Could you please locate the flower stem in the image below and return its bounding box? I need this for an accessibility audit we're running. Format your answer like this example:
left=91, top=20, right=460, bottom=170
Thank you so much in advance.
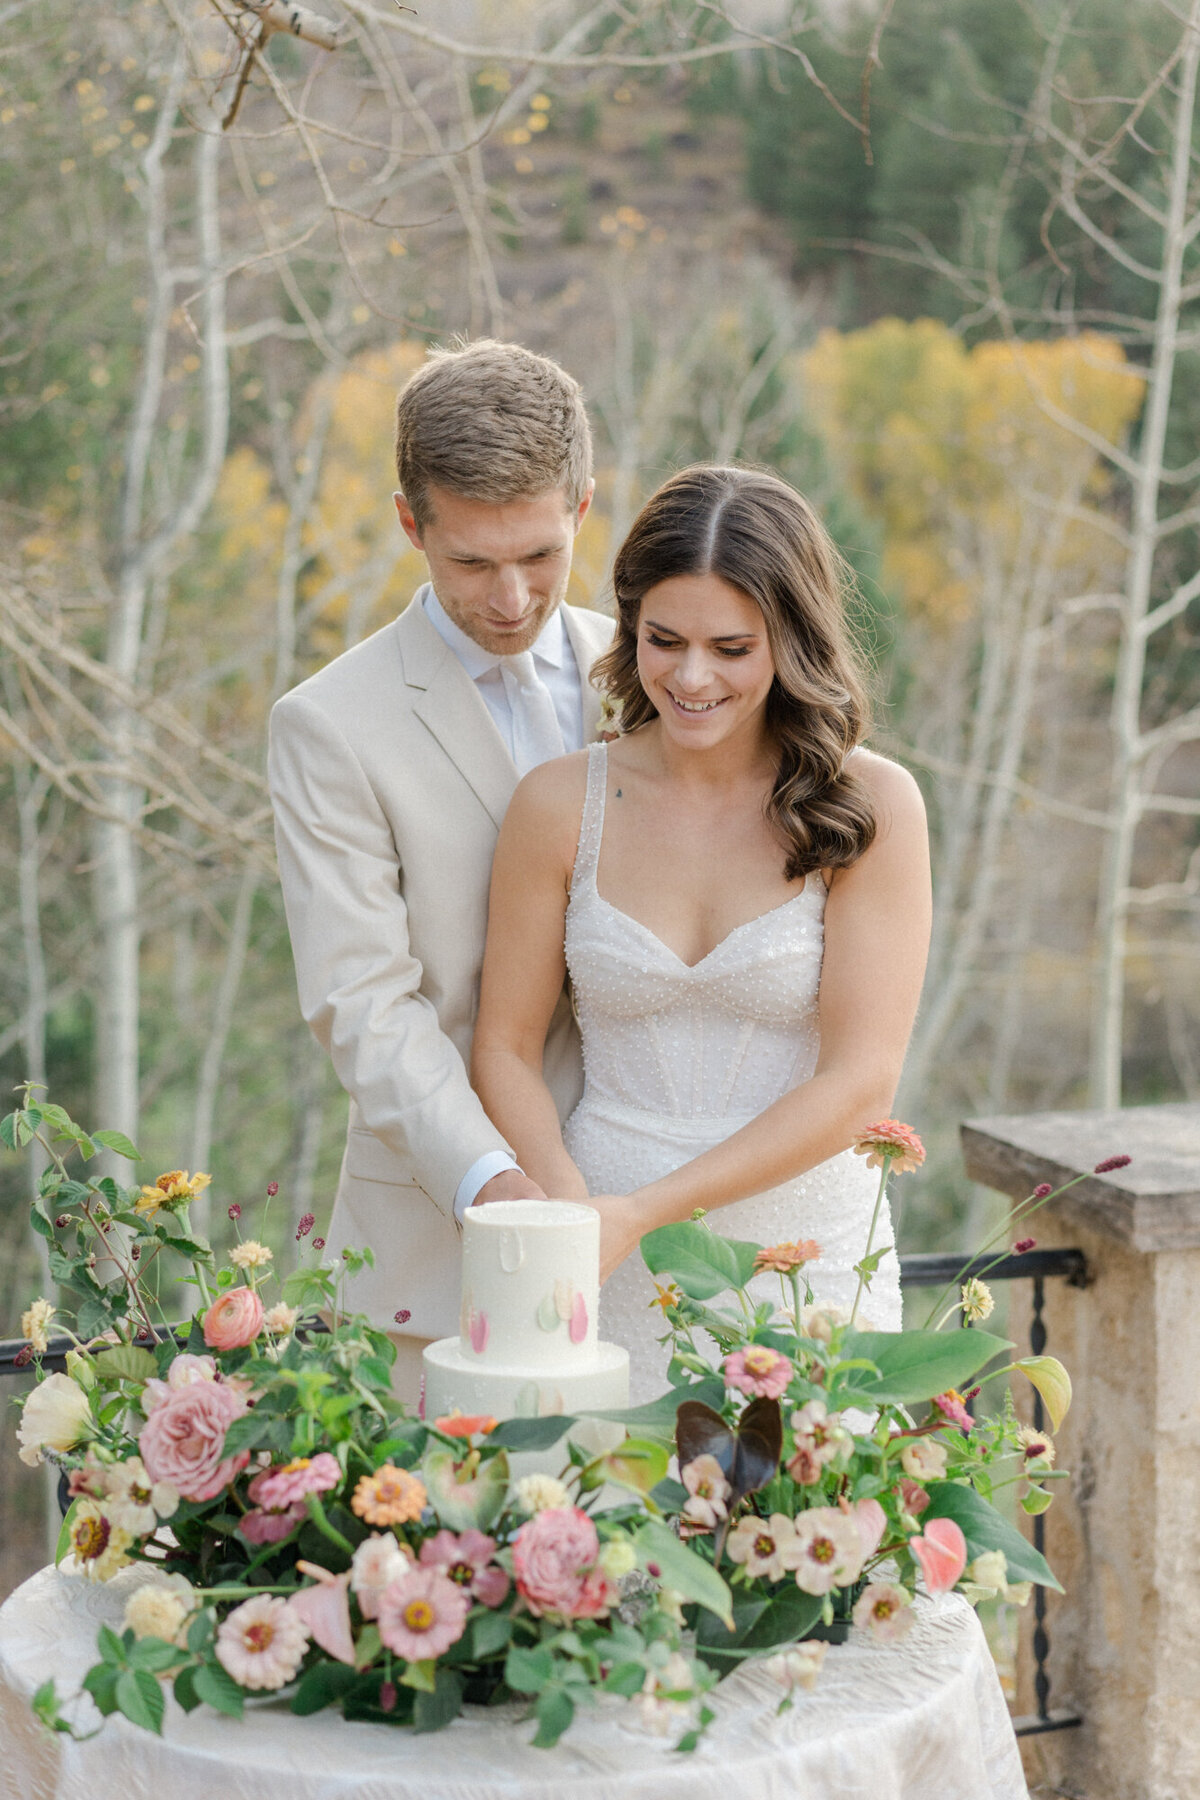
left=920, top=1171, right=1090, bottom=1328
left=850, top=1159, right=891, bottom=1328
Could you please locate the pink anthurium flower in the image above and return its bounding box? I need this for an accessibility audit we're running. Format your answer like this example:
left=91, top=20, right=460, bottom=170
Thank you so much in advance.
left=289, top=1560, right=355, bottom=1665
left=852, top=1496, right=888, bottom=1560
left=910, top=1517, right=968, bottom=1593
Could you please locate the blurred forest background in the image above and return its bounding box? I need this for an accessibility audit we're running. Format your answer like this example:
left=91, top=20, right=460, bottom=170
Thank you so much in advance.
left=0, top=0, right=1197, bottom=1593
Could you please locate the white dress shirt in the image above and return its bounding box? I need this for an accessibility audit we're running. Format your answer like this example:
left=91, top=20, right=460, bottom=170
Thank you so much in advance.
left=421, top=584, right=585, bottom=1221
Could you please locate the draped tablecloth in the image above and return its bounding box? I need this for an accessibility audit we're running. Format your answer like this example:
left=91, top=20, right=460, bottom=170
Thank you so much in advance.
left=0, top=1563, right=1029, bottom=1800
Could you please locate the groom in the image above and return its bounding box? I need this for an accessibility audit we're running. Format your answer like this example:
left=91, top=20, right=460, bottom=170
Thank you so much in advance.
left=268, top=339, right=613, bottom=1399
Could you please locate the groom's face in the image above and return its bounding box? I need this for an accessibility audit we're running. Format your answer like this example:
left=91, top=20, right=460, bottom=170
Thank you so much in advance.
left=394, top=483, right=592, bottom=657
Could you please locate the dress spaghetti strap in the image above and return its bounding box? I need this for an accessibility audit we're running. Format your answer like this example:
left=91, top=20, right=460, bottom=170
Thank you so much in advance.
left=570, top=742, right=608, bottom=896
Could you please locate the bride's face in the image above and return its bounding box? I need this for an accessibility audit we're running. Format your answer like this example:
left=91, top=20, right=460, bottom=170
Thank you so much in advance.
left=636, top=573, right=775, bottom=746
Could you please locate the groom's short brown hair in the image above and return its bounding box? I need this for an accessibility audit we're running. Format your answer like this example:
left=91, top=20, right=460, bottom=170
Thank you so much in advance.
left=394, top=338, right=593, bottom=530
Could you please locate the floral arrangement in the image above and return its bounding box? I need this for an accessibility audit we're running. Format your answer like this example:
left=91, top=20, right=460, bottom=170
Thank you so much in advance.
left=4, top=1092, right=724, bottom=1749
left=5, top=1097, right=1088, bottom=1748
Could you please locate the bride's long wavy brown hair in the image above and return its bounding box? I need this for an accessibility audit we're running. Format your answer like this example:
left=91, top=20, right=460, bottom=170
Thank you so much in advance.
left=593, top=464, right=877, bottom=880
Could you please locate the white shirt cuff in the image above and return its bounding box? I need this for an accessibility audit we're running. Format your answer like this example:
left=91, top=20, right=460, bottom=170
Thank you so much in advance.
left=454, top=1151, right=520, bottom=1225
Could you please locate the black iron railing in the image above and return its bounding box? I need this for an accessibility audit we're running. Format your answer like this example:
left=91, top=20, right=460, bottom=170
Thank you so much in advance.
left=2, top=1252, right=1087, bottom=1736
left=899, top=1246, right=1087, bottom=1737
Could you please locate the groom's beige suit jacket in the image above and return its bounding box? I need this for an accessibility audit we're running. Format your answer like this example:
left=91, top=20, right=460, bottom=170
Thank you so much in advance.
left=268, top=593, right=615, bottom=1340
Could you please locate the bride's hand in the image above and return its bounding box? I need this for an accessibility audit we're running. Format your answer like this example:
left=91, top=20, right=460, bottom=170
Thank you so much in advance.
left=588, top=1193, right=647, bottom=1283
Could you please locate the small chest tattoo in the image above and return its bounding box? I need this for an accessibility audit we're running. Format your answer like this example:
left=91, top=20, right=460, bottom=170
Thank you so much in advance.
left=615, top=788, right=622, bottom=798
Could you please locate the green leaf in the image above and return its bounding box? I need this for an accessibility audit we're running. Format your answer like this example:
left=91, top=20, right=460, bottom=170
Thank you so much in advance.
left=922, top=1481, right=1061, bottom=1591
left=31, top=1678, right=76, bottom=1735
left=186, top=1610, right=215, bottom=1656
left=641, top=1221, right=760, bottom=1300
left=0, top=1111, right=18, bottom=1150
left=290, top=1660, right=359, bottom=1715
left=129, top=1637, right=183, bottom=1673
left=356, top=1355, right=393, bottom=1391
left=398, top=1657, right=435, bottom=1692
left=1021, top=1486, right=1053, bottom=1516
left=487, top=1415, right=574, bottom=1451
left=173, top=1666, right=201, bottom=1712
left=505, top=1643, right=555, bottom=1694
left=93, top=1129, right=142, bottom=1161
left=55, top=1500, right=79, bottom=1569
left=1012, top=1356, right=1072, bottom=1432
left=531, top=1683, right=574, bottom=1748
left=222, top=1412, right=293, bottom=1459
left=82, top=1663, right=121, bottom=1714
left=354, top=1624, right=382, bottom=1671
left=468, top=1607, right=512, bottom=1661
left=97, top=1625, right=127, bottom=1666
left=634, top=1519, right=733, bottom=1627
left=852, top=1243, right=892, bottom=1283
left=602, top=1660, right=647, bottom=1696
left=115, top=1667, right=165, bottom=1735
left=595, top=1437, right=670, bottom=1495
left=693, top=1586, right=822, bottom=1669
left=412, top=1666, right=463, bottom=1733
left=93, top=1345, right=158, bottom=1383
left=591, top=1376, right=727, bottom=1436
left=834, top=1328, right=1011, bottom=1406
left=193, top=1661, right=246, bottom=1718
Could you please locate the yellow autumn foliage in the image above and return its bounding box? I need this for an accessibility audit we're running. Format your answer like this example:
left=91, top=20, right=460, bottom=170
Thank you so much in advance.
left=803, top=320, right=1145, bottom=622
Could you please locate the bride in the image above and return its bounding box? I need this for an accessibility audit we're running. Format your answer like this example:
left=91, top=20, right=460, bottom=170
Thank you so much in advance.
left=471, top=465, right=931, bottom=1401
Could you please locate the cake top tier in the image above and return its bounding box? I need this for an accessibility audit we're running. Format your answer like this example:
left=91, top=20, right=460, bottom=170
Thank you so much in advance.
left=458, top=1199, right=601, bottom=1367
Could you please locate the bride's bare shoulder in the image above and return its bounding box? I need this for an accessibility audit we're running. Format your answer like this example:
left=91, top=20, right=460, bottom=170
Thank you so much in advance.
left=504, top=751, right=591, bottom=852
left=847, top=747, right=927, bottom=836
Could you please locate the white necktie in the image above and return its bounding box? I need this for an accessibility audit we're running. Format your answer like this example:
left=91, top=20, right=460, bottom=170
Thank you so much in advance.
left=501, top=652, right=565, bottom=774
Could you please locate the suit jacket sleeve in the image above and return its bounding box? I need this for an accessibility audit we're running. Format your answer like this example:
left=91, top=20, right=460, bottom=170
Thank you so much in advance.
left=268, top=687, right=514, bottom=1217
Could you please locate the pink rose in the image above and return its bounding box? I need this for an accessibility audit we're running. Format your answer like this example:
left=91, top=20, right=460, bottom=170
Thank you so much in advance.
left=203, top=1286, right=265, bottom=1350
left=512, top=1506, right=612, bottom=1619
left=143, top=1352, right=217, bottom=1415
left=139, top=1378, right=252, bottom=1502
left=910, top=1517, right=968, bottom=1593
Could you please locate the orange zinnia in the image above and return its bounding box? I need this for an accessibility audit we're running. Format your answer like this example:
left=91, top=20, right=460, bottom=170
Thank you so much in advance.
left=852, top=1121, right=926, bottom=1174
left=351, top=1463, right=426, bottom=1526
left=754, top=1239, right=821, bottom=1274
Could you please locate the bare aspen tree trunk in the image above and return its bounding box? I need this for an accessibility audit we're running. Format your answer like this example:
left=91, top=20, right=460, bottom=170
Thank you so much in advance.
left=93, top=70, right=230, bottom=1163
left=1089, top=0, right=1200, bottom=1105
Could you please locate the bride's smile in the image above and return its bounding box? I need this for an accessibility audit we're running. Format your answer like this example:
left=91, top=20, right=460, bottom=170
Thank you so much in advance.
left=635, top=571, right=777, bottom=750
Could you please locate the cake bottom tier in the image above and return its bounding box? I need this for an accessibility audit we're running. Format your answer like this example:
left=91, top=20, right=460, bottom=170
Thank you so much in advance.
left=423, top=1337, right=630, bottom=1424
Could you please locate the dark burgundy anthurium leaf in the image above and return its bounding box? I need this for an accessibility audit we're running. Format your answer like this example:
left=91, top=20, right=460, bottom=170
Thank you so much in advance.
left=675, top=1397, right=783, bottom=1505
left=676, top=1401, right=735, bottom=1481
left=730, top=1396, right=783, bottom=1504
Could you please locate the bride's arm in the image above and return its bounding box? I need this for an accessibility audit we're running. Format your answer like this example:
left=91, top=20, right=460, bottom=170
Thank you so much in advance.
left=592, top=754, right=932, bottom=1278
left=471, top=756, right=590, bottom=1201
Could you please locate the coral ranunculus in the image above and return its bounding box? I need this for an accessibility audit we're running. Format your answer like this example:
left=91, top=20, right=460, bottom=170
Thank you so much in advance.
left=203, top=1285, right=265, bottom=1350
left=138, top=1377, right=252, bottom=1501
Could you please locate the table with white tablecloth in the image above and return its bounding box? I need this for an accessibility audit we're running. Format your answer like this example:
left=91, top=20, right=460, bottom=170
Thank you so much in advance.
left=0, top=1563, right=1029, bottom=1800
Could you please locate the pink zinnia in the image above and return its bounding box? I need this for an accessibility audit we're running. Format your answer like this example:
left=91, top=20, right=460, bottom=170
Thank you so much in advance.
left=419, top=1528, right=509, bottom=1606
left=852, top=1121, right=926, bottom=1174
left=251, top=1453, right=341, bottom=1511
left=377, top=1566, right=470, bottom=1661
left=723, top=1343, right=793, bottom=1399
left=215, top=1595, right=309, bottom=1690
left=910, top=1517, right=967, bottom=1593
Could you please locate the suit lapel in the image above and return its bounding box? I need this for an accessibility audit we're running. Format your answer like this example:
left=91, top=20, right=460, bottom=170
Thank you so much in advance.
left=396, top=601, right=517, bottom=829
left=562, top=605, right=611, bottom=744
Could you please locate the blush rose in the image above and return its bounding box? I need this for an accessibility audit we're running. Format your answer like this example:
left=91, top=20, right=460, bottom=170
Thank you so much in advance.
left=512, top=1506, right=616, bottom=1620
left=139, top=1377, right=252, bottom=1502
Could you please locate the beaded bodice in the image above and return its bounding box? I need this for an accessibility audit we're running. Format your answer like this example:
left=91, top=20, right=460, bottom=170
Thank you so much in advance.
left=565, top=743, right=826, bottom=1123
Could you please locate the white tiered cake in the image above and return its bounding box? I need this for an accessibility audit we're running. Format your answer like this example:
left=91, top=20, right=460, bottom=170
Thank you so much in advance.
left=422, top=1200, right=629, bottom=1424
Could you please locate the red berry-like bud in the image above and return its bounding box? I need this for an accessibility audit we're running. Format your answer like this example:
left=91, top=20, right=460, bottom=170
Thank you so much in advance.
left=379, top=1680, right=397, bottom=1714
left=14, top=1343, right=33, bottom=1367
left=394, top=1309, right=411, bottom=1325
left=1033, top=1183, right=1052, bottom=1199
left=266, top=1182, right=279, bottom=1197
left=295, top=1213, right=315, bottom=1240
left=228, top=1204, right=242, bottom=1221
left=55, top=1215, right=70, bottom=1229
left=1014, top=1237, right=1036, bottom=1253
left=646, top=1561, right=661, bottom=1578
left=312, top=1237, right=325, bottom=1250
left=1094, top=1154, right=1131, bottom=1174
left=131, top=1244, right=141, bottom=1260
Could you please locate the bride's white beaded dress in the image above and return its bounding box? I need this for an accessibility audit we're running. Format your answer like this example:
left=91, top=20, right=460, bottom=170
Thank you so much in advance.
left=564, top=742, right=903, bottom=1404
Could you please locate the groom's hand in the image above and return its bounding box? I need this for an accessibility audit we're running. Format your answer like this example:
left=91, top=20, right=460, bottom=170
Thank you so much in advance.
left=472, top=1169, right=548, bottom=1206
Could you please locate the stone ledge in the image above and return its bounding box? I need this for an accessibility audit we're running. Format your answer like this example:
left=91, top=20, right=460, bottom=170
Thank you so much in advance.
left=961, top=1102, right=1200, bottom=1252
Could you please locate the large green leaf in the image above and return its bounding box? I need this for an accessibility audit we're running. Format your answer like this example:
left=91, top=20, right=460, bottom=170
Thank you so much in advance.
left=115, top=1668, right=164, bottom=1735
left=92, top=1129, right=142, bottom=1161
left=833, top=1328, right=1011, bottom=1406
left=486, top=1415, right=573, bottom=1451
left=487, top=1377, right=728, bottom=1451
left=93, top=1345, right=158, bottom=1384
left=922, top=1481, right=1061, bottom=1591
left=641, top=1222, right=761, bottom=1299
left=634, top=1518, right=732, bottom=1627
left=693, top=1586, right=823, bottom=1669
